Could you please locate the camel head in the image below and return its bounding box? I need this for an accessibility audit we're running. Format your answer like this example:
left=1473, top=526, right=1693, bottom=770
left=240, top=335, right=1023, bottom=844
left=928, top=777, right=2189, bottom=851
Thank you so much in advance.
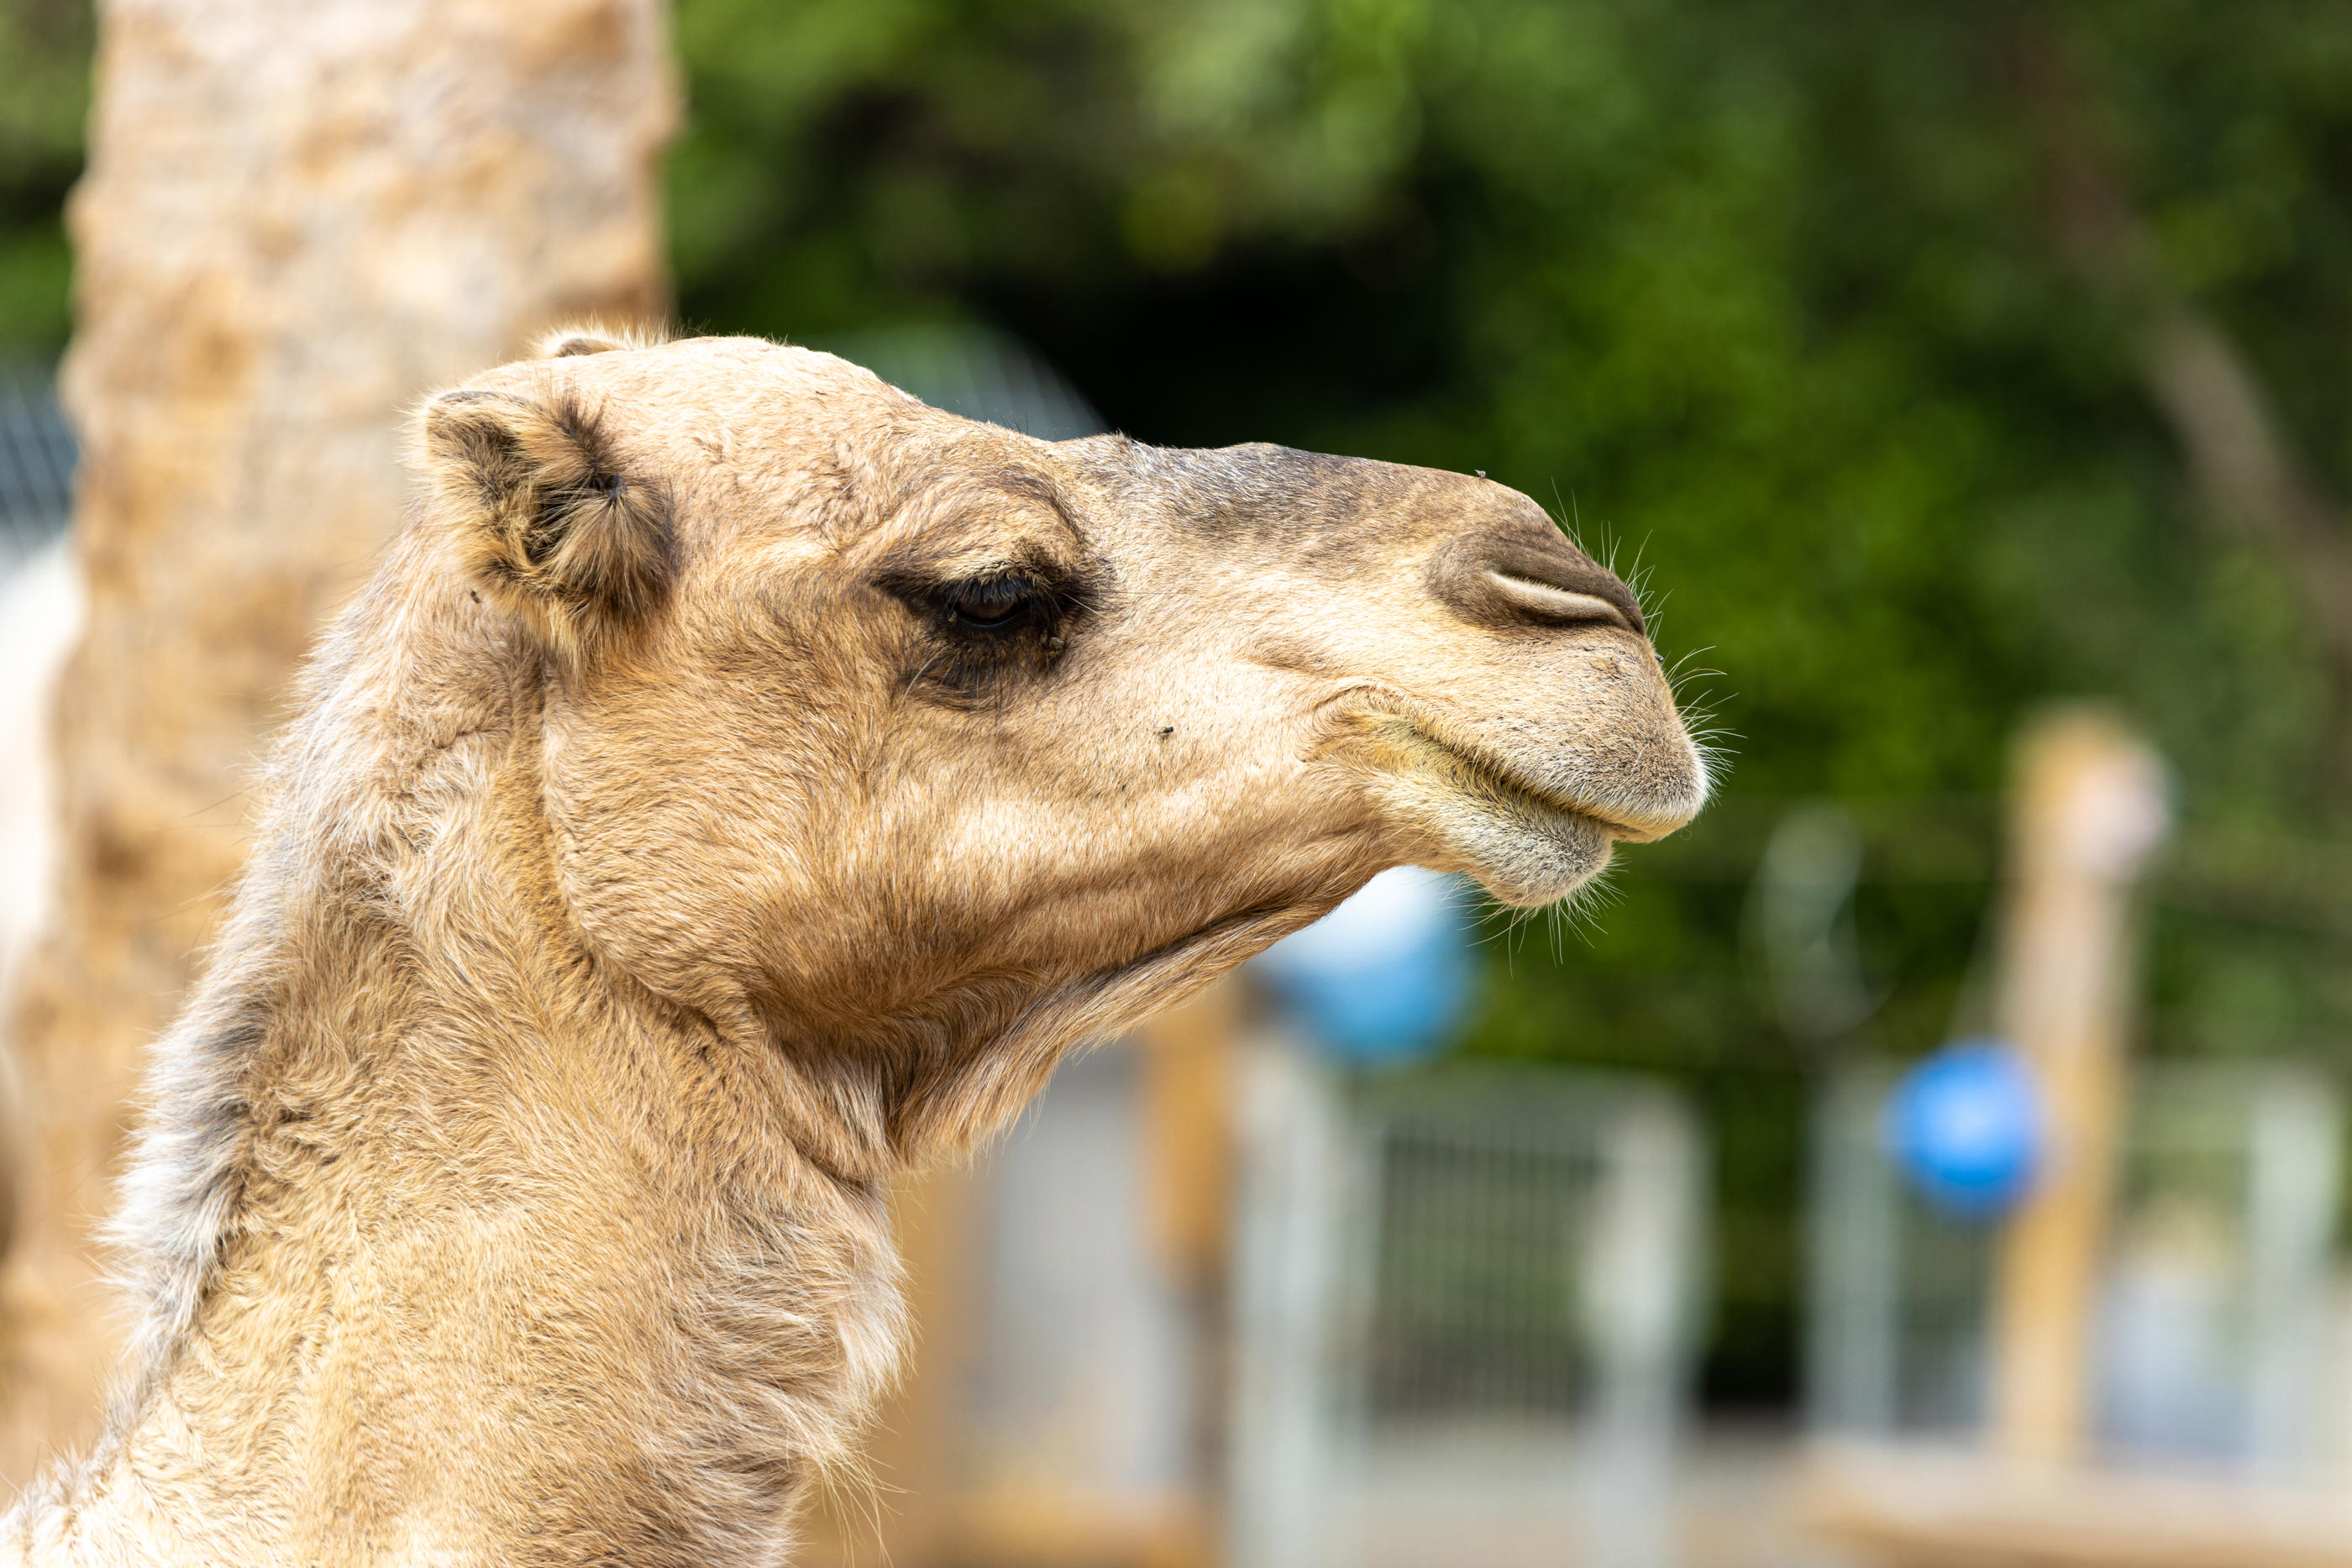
left=413, top=333, right=1708, bottom=1154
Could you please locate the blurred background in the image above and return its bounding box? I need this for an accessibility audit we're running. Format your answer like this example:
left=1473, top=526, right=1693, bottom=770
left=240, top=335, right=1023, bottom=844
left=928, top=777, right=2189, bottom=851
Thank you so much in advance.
left=6, top=1, right=2352, bottom=1565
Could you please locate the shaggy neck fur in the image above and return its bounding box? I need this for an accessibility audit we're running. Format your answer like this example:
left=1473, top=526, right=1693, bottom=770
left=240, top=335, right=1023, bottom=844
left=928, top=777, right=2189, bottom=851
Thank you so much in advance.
left=3, top=556, right=935, bottom=1567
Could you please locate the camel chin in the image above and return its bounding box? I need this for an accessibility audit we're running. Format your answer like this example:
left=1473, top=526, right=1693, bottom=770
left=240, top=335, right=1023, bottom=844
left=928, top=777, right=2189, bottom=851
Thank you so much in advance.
left=1421, top=791, right=1622, bottom=909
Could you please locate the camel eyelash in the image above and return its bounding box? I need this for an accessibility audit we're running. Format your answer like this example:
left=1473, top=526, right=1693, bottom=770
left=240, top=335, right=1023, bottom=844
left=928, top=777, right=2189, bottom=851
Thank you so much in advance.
left=877, top=561, right=1102, bottom=705
left=940, top=574, right=1051, bottom=634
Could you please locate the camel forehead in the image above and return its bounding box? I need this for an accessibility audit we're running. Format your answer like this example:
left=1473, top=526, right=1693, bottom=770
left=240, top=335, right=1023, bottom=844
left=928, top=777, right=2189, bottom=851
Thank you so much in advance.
left=1066, top=438, right=1566, bottom=568
left=451, top=336, right=1563, bottom=560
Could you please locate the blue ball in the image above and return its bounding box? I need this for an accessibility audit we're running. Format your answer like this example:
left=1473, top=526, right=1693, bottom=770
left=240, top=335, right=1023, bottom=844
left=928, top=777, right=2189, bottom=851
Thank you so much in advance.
left=1882, top=1039, right=2044, bottom=1220
left=1264, top=936, right=1473, bottom=1067
left=1252, top=868, right=1474, bottom=1068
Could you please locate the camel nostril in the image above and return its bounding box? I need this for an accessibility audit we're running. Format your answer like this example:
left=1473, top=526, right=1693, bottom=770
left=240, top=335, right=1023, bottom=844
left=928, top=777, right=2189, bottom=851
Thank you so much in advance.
left=1483, top=572, right=1630, bottom=630
left=1425, top=529, right=1647, bottom=637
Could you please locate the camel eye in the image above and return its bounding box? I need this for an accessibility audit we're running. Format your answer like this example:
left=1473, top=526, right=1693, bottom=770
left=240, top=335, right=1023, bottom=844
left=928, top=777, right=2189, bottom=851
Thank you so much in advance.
left=948, top=576, right=1033, bottom=629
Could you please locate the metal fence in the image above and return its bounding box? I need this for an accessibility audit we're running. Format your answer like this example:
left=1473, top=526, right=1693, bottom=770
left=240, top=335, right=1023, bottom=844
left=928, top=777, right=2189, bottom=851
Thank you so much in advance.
left=0, top=359, right=73, bottom=564
left=1231, top=1053, right=1709, bottom=1568
left=1809, top=1061, right=2344, bottom=1478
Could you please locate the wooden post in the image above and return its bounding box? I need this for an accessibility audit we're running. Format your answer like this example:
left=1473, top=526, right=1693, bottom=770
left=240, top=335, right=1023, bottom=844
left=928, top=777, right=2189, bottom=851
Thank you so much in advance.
left=1987, top=708, right=2170, bottom=1466
left=0, top=0, right=675, bottom=1480
left=1142, top=977, right=1242, bottom=1294
left=1138, top=978, right=1241, bottom=1568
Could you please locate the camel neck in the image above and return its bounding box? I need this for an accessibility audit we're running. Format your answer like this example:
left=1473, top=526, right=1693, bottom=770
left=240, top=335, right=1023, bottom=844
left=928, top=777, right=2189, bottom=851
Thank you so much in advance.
left=12, top=716, right=910, bottom=1565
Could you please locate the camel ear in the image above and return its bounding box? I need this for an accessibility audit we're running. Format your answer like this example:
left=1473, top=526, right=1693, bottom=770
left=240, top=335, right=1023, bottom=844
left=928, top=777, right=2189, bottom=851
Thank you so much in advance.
left=538, top=328, right=628, bottom=359
left=421, top=388, right=675, bottom=664
left=534, top=322, right=669, bottom=359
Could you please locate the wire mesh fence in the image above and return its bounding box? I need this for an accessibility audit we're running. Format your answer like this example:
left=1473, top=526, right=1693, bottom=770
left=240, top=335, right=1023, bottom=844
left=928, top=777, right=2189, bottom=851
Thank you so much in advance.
left=1231, top=1051, right=1709, bottom=1568
left=1810, top=1060, right=2344, bottom=1479
left=0, top=359, right=73, bottom=564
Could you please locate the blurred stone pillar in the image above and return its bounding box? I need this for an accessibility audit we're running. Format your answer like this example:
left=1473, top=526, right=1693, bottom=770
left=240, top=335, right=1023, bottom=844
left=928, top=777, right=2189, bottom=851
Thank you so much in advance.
left=0, top=0, right=675, bottom=1478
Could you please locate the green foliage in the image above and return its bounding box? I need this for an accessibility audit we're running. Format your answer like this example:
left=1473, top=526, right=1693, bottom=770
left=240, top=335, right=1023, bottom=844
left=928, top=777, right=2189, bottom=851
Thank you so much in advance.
left=666, top=0, right=2352, bottom=1403
left=0, top=0, right=88, bottom=350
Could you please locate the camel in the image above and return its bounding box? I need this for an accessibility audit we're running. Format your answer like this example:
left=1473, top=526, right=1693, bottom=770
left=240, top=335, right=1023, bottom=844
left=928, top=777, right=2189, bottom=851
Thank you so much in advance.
left=0, top=329, right=1707, bottom=1565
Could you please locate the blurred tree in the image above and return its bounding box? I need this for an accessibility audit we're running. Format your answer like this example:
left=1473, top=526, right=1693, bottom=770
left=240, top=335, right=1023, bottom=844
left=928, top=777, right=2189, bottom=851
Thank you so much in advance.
left=0, top=0, right=675, bottom=1479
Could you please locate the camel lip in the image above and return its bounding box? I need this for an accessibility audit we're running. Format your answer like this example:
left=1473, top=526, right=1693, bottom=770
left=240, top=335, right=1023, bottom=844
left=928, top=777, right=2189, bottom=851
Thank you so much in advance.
left=1394, top=721, right=1682, bottom=845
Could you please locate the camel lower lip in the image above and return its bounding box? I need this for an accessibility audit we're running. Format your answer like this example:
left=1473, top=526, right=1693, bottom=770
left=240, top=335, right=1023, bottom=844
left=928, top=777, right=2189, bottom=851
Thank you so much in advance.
left=1407, top=727, right=1641, bottom=842
left=1492, top=772, right=1619, bottom=838
left=1330, top=709, right=1673, bottom=905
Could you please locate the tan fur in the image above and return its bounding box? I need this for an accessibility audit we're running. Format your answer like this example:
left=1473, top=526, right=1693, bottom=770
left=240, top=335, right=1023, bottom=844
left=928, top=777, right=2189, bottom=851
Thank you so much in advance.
left=0, top=334, right=1706, bottom=1565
